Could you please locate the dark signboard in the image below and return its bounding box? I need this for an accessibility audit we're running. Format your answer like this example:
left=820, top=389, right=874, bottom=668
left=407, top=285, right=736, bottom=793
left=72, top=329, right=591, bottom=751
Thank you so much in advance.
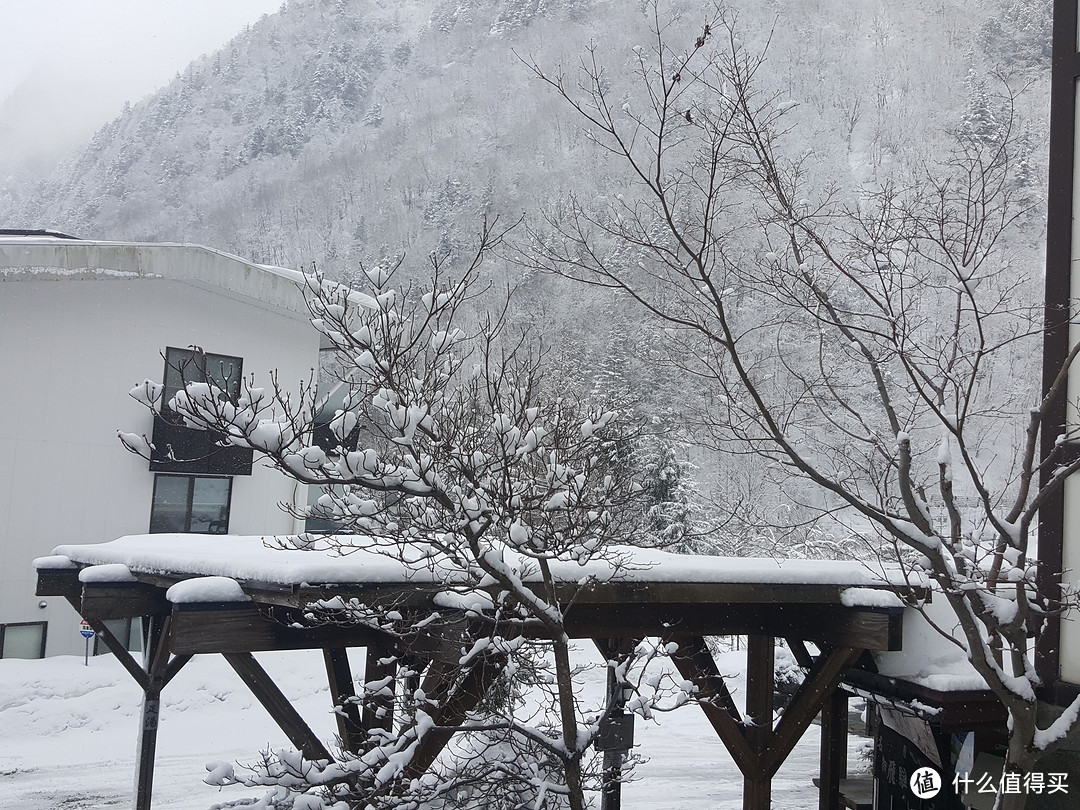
left=874, top=712, right=965, bottom=810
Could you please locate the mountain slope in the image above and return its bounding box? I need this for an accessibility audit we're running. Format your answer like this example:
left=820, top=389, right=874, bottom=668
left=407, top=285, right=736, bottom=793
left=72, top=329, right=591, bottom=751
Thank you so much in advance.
left=4, top=0, right=1044, bottom=272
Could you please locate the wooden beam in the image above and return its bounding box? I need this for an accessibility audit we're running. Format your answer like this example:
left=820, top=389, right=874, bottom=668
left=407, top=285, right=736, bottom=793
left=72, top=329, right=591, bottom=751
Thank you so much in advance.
left=842, top=668, right=1005, bottom=730
left=294, top=583, right=442, bottom=610
left=223, top=652, right=332, bottom=762
left=289, top=579, right=923, bottom=612
left=81, top=582, right=170, bottom=619
left=767, top=647, right=863, bottom=776
left=72, top=598, right=189, bottom=692
left=324, top=648, right=364, bottom=753
left=76, top=612, right=190, bottom=810
left=785, top=638, right=815, bottom=669
left=403, top=653, right=507, bottom=780
left=558, top=580, right=924, bottom=606
left=668, top=635, right=743, bottom=722
left=162, top=654, right=193, bottom=688
left=563, top=603, right=903, bottom=650
left=667, top=636, right=755, bottom=775
left=169, top=603, right=465, bottom=664
left=593, top=637, right=638, bottom=661
left=170, top=605, right=383, bottom=655
left=1038, top=0, right=1080, bottom=692
left=362, top=642, right=398, bottom=736
left=743, top=635, right=775, bottom=810
left=36, top=568, right=82, bottom=600
left=84, top=616, right=149, bottom=690
left=398, top=654, right=427, bottom=702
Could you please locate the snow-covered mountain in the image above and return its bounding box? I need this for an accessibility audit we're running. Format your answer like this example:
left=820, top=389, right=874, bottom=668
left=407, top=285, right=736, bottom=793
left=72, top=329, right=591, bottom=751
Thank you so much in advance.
left=1, top=0, right=1050, bottom=271
left=0, top=0, right=1053, bottom=551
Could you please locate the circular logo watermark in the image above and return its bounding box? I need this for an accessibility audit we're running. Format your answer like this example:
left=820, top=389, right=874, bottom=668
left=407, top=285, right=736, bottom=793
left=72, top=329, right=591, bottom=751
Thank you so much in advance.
left=910, top=766, right=942, bottom=799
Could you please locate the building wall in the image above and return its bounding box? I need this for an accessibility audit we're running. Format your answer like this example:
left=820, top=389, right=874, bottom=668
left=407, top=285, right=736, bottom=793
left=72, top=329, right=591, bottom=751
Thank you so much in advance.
left=0, top=274, right=318, bottom=656
left=1045, top=0, right=1080, bottom=693
left=1065, top=82, right=1080, bottom=681
left=1061, top=478, right=1080, bottom=683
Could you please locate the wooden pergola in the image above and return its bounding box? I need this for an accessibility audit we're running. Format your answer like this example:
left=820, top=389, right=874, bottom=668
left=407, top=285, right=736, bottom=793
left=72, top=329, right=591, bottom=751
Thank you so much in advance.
left=36, top=539, right=919, bottom=810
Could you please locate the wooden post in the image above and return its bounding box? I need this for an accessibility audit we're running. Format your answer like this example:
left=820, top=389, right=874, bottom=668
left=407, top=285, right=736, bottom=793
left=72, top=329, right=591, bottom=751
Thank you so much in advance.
left=133, top=615, right=170, bottom=810
left=595, top=638, right=636, bottom=810
left=743, top=635, right=775, bottom=810
left=601, top=663, right=624, bottom=810
left=323, top=648, right=364, bottom=753
left=819, top=688, right=849, bottom=810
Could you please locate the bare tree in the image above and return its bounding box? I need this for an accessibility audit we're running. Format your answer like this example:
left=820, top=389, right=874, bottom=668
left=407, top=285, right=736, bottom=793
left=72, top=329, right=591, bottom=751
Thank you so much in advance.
left=519, top=4, right=1079, bottom=806
left=121, top=221, right=673, bottom=809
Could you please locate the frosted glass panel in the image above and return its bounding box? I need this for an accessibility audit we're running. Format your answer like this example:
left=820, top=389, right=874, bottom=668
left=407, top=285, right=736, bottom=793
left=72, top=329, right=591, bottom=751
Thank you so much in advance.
left=2, top=623, right=45, bottom=659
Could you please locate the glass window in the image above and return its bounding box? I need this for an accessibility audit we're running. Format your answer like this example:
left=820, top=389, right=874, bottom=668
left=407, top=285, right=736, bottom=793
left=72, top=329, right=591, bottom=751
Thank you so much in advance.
left=162, top=347, right=242, bottom=412
left=150, top=475, right=232, bottom=534
left=95, top=618, right=143, bottom=655
left=149, top=474, right=191, bottom=533
left=0, top=622, right=47, bottom=659
left=190, top=477, right=232, bottom=533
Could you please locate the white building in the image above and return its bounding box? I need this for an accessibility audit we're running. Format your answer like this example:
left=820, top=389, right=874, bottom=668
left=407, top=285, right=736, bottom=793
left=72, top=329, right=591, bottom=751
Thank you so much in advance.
left=0, top=234, right=320, bottom=657
left=1044, top=2, right=1080, bottom=706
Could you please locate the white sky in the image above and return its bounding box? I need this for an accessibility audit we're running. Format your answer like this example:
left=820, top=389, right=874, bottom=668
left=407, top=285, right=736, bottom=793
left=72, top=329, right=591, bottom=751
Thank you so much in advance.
left=0, top=0, right=283, bottom=175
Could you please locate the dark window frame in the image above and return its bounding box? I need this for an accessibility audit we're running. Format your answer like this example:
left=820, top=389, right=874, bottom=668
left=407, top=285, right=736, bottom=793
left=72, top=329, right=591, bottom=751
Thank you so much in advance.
left=0, top=620, right=48, bottom=659
left=149, top=474, right=233, bottom=534
left=150, top=347, right=254, bottom=477
left=161, top=346, right=243, bottom=420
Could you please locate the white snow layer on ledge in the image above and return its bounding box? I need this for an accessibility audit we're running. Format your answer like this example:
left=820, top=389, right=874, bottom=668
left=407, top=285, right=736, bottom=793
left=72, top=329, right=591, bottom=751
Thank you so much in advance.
left=47, top=534, right=915, bottom=589
left=873, top=599, right=989, bottom=692
left=0, top=266, right=146, bottom=279
left=166, top=576, right=251, bottom=604
left=32, top=555, right=76, bottom=569
left=78, top=563, right=137, bottom=583
left=840, top=587, right=904, bottom=608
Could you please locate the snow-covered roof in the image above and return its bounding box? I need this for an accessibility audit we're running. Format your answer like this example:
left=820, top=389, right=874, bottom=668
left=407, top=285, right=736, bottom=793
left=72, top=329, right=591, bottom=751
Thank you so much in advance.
left=38, top=534, right=916, bottom=599
left=0, top=237, right=308, bottom=316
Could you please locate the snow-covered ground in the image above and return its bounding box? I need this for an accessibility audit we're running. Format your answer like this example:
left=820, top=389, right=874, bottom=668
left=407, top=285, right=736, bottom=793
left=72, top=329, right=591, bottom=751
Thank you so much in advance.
left=0, top=646, right=870, bottom=809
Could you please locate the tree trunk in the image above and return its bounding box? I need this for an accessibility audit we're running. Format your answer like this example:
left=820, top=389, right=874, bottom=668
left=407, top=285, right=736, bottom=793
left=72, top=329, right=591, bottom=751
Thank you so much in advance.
left=553, top=632, right=585, bottom=810
left=993, top=741, right=1040, bottom=810
left=995, top=789, right=1027, bottom=810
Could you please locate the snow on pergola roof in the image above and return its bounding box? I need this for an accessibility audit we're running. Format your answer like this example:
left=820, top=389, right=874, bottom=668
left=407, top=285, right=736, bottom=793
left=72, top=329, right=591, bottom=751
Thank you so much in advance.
left=33, top=533, right=942, bottom=810
left=42, top=535, right=995, bottom=696
left=39, top=533, right=915, bottom=596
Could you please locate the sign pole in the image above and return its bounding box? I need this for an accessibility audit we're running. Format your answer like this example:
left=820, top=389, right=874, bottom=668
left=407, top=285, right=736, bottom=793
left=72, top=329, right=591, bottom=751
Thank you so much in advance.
left=80, top=619, right=95, bottom=666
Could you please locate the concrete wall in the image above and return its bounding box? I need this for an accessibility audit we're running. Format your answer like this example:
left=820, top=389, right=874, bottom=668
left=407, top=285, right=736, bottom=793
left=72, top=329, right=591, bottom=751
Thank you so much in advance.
left=0, top=239, right=307, bottom=317
left=0, top=264, right=318, bottom=656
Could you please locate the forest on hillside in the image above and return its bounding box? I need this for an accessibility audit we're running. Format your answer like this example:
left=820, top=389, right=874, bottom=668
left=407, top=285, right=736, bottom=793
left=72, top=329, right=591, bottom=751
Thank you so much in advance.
left=3, top=0, right=1050, bottom=262
left=1, top=0, right=1055, bottom=555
